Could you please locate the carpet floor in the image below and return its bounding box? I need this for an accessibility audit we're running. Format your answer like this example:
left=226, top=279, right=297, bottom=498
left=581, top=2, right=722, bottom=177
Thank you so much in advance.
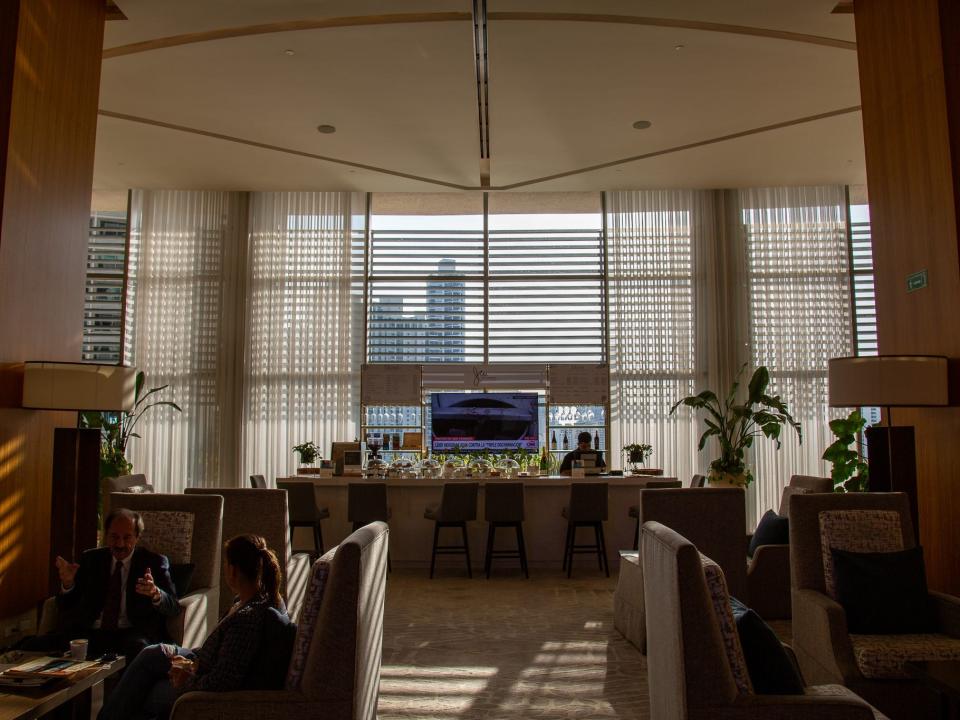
left=378, top=567, right=649, bottom=719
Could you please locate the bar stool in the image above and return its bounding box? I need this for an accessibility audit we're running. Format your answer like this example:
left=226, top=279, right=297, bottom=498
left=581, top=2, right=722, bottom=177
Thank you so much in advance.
left=424, top=482, right=478, bottom=578
left=348, top=482, right=392, bottom=571
left=630, top=479, right=684, bottom=549
left=483, top=482, right=528, bottom=579
left=562, top=482, right=609, bottom=578
left=277, top=480, right=330, bottom=558
left=249, top=474, right=266, bottom=489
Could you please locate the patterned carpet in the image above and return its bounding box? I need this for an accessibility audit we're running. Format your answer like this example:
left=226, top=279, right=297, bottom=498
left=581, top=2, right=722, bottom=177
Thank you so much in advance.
left=379, top=568, right=649, bottom=719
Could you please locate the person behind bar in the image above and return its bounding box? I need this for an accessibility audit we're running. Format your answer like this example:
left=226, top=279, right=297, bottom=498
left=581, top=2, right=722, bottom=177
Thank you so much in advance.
left=559, top=431, right=606, bottom=475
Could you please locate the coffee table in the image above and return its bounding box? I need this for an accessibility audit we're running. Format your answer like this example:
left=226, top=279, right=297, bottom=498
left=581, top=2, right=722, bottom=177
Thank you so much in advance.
left=904, top=660, right=960, bottom=720
left=0, top=654, right=125, bottom=720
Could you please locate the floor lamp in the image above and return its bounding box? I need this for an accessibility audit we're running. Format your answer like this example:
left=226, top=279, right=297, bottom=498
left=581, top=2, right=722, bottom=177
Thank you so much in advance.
left=21, top=361, right=137, bottom=593
left=828, top=355, right=948, bottom=538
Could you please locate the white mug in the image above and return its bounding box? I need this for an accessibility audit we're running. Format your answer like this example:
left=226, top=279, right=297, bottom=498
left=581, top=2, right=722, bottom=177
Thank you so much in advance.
left=69, top=639, right=88, bottom=661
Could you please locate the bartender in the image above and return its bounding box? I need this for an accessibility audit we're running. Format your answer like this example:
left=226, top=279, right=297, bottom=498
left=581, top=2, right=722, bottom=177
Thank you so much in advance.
left=559, top=431, right=606, bottom=474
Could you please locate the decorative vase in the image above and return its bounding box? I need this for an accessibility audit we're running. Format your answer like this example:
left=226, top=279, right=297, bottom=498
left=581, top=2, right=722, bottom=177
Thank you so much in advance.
left=707, top=469, right=751, bottom=488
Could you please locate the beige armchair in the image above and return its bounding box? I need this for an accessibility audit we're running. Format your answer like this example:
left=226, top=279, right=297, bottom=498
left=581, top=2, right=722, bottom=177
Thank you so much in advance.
left=171, top=522, right=389, bottom=720
left=102, top=473, right=153, bottom=517
left=185, top=487, right=311, bottom=621
left=642, top=520, right=887, bottom=720
left=746, top=474, right=833, bottom=620
left=111, top=492, right=223, bottom=648
left=614, top=487, right=747, bottom=652
left=790, top=492, right=960, bottom=720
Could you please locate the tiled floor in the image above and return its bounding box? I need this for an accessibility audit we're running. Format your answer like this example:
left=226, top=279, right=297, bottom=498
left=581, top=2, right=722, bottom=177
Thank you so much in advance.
left=378, top=567, right=649, bottom=719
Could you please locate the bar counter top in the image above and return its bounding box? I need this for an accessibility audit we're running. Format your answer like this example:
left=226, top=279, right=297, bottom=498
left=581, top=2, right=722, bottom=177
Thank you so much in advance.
left=284, top=473, right=675, bottom=487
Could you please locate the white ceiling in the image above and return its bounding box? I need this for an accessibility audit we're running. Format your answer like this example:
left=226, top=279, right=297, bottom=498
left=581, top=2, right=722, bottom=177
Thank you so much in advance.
left=94, top=0, right=864, bottom=205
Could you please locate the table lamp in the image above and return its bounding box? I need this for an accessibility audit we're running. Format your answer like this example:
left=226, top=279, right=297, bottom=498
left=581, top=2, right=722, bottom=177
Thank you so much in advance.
left=828, top=355, right=948, bottom=536
left=22, top=361, right=137, bottom=592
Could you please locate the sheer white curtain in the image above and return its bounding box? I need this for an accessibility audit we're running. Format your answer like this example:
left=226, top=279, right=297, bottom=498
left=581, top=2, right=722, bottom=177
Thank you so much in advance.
left=740, top=186, right=853, bottom=517
left=242, top=192, right=360, bottom=483
left=126, top=190, right=248, bottom=492
left=606, top=190, right=714, bottom=481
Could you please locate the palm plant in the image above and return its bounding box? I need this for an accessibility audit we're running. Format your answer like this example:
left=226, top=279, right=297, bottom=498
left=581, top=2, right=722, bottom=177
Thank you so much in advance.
left=670, top=365, right=801, bottom=487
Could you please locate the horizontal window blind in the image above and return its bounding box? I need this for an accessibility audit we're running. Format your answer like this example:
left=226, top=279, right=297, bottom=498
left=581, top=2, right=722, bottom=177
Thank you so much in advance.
left=84, top=212, right=127, bottom=363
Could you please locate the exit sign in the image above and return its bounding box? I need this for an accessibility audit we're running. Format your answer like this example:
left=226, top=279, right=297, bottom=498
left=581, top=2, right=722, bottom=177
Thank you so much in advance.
left=906, top=270, right=928, bottom=292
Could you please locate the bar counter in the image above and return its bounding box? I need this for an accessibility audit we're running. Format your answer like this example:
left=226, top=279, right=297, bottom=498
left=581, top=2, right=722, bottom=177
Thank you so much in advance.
left=280, top=474, right=679, bottom=571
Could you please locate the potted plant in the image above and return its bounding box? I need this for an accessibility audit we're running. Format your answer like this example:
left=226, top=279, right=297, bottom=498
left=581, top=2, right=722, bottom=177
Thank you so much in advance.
left=622, top=443, right=653, bottom=474
left=670, top=365, right=801, bottom=488
left=292, top=441, right=319, bottom=466
left=822, top=410, right=869, bottom=492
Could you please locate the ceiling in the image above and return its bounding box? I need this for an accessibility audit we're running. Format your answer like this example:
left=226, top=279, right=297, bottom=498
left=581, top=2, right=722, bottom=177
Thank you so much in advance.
left=93, top=0, right=864, bottom=207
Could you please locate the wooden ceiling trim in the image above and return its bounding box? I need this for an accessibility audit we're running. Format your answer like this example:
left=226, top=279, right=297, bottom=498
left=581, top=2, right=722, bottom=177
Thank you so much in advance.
left=102, top=10, right=854, bottom=60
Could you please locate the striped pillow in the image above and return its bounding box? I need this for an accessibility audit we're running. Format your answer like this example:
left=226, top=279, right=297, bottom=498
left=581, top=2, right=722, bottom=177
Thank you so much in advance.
left=286, top=550, right=335, bottom=690
left=700, top=553, right=753, bottom=694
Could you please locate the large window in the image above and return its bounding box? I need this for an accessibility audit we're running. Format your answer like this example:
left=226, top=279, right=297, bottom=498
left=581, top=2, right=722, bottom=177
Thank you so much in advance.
left=365, top=193, right=604, bottom=363
left=84, top=212, right=127, bottom=363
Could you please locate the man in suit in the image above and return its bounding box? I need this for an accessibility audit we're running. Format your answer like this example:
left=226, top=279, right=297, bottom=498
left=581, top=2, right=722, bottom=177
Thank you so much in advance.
left=29, top=508, right=180, bottom=662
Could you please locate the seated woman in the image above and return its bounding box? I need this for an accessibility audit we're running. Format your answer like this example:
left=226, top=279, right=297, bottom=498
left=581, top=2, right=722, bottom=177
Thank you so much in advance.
left=99, top=534, right=288, bottom=720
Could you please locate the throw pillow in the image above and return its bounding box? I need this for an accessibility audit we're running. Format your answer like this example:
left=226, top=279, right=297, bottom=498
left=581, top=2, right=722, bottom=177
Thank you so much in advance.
left=831, top=546, right=934, bottom=634
left=137, top=510, right=195, bottom=565
left=286, top=550, right=336, bottom=690
left=247, top=607, right=298, bottom=690
left=748, top=510, right=789, bottom=558
left=169, top=563, right=195, bottom=598
left=730, top=597, right=805, bottom=694
left=700, top=553, right=753, bottom=694
left=818, top=509, right=903, bottom=599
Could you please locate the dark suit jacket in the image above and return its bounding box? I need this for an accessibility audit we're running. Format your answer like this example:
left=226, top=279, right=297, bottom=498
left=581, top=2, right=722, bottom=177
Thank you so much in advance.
left=56, top=546, right=180, bottom=642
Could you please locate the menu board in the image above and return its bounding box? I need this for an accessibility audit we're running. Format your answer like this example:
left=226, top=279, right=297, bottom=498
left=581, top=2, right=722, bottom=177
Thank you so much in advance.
left=361, top=364, right=422, bottom=405
left=549, top=363, right=609, bottom=404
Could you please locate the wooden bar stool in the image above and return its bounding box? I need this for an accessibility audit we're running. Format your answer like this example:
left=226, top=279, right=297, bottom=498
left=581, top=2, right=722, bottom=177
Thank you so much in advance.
left=562, top=482, right=609, bottom=578
left=348, top=482, right=391, bottom=571
left=424, top=482, right=478, bottom=578
left=483, top=482, right=528, bottom=579
left=277, top=479, right=330, bottom=558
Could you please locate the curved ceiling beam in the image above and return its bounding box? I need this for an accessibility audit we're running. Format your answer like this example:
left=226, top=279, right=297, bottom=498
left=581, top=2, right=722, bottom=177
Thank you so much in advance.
left=99, top=105, right=862, bottom=191
left=102, top=11, right=854, bottom=59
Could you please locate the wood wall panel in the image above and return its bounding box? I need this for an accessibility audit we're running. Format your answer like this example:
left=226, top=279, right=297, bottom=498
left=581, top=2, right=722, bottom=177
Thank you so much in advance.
left=854, top=0, right=960, bottom=593
left=0, top=0, right=105, bottom=618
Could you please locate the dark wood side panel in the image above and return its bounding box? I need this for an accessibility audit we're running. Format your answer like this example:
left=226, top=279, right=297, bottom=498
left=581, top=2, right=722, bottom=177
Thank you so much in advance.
left=854, top=0, right=960, bottom=593
left=0, top=0, right=105, bottom=618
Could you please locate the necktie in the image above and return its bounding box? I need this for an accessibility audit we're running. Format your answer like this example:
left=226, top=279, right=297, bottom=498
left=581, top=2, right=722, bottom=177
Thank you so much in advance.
left=101, top=561, right=123, bottom=631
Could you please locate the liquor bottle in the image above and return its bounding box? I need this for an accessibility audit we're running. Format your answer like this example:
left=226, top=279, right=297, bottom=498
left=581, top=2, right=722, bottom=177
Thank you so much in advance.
left=539, top=446, right=550, bottom=472
left=562, top=432, right=569, bottom=450
left=551, top=431, right=557, bottom=450
left=593, top=430, right=600, bottom=450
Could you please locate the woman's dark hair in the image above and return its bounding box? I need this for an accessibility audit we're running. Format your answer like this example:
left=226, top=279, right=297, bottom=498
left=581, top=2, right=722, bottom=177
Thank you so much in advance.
left=224, top=534, right=283, bottom=608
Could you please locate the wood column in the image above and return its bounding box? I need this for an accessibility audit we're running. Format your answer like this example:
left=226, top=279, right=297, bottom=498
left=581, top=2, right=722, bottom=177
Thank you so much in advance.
left=854, top=0, right=960, bottom=593
left=0, top=0, right=105, bottom=617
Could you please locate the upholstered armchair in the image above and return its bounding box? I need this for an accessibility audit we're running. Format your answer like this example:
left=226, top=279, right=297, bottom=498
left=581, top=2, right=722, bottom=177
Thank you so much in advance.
left=171, top=522, right=389, bottom=720
left=185, top=487, right=311, bottom=621
left=642, top=520, right=887, bottom=720
left=745, top=474, right=833, bottom=620
left=790, top=492, right=960, bottom=720
left=614, top=487, right=747, bottom=652
left=111, top=492, right=224, bottom=648
left=102, top=473, right=153, bottom=516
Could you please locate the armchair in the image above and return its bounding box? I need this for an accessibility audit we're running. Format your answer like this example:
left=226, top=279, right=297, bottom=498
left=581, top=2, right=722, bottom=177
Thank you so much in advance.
left=746, top=474, right=833, bottom=619
left=642, top=520, right=887, bottom=720
left=790, top=492, right=960, bottom=720
left=171, top=522, right=389, bottom=720
left=185, top=487, right=311, bottom=621
left=112, top=492, right=223, bottom=648
left=102, top=473, right=153, bottom=516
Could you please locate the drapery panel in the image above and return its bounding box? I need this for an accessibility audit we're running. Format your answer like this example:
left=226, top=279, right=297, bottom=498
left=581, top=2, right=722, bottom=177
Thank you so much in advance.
left=741, top=186, right=853, bottom=517
left=242, top=192, right=360, bottom=482
left=126, top=190, right=248, bottom=492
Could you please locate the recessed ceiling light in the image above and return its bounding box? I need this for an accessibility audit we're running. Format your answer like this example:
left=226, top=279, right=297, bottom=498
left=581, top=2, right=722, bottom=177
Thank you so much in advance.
left=632, top=120, right=652, bottom=130
left=317, top=124, right=337, bottom=134
left=674, top=44, right=685, bottom=51
left=283, top=49, right=295, bottom=56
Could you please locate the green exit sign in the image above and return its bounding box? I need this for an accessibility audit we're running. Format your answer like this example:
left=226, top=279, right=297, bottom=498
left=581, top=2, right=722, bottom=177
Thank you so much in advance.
left=906, top=270, right=928, bottom=292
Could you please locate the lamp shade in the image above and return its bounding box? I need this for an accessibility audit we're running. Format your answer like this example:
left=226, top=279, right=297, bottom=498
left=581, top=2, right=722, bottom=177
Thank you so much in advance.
left=828, top=355, right=948, bottom=408
left=22, top=362, right=137, bottom=411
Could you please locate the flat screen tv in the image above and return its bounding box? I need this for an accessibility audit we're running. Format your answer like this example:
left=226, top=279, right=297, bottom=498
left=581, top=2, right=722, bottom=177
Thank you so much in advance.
left=431, top=392, right=539, bottom=452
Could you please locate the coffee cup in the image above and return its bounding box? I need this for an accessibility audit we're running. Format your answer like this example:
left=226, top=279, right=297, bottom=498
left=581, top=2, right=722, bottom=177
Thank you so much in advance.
left=69, top=639, right=88, bottom=661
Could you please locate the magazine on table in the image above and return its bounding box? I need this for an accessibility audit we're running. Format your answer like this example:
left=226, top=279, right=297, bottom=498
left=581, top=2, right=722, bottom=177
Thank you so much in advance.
left=2, top=656, right=98, bottom=679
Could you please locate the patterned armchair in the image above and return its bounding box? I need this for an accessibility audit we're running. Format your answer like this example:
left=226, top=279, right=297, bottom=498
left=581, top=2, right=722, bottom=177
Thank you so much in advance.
left=184, top=488, right=311, bottom=621
left=790, top=492, right=960, bottom=720
left=171, top=522, right=389, bottom=720
left=642, top=520, right=887, bottom=719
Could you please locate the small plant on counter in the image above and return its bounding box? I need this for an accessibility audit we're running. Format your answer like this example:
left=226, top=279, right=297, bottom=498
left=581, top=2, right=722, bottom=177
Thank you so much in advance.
left=622, top=443, right=653, bottom=472
left=293, top=441, right=319, bottom=465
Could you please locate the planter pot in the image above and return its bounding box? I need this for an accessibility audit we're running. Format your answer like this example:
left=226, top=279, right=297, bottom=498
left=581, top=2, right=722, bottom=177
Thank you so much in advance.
left=707, top=470, right=750, bottom=488
left=630, top=468, right=664, bottom=476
